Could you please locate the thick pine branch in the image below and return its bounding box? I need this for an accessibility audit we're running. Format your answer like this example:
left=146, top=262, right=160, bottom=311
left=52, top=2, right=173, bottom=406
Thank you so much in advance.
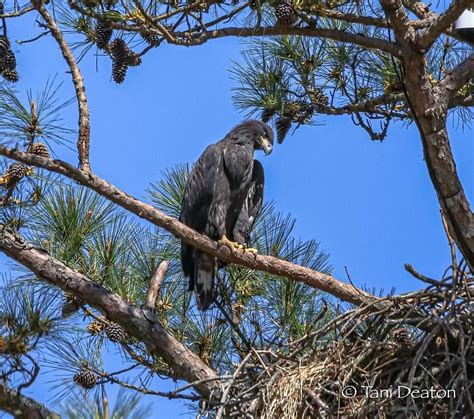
left=379, top=0, right=474, bottom=269
left=0, top=382, right=60, bottom=419
left=418, top=0, right=474, bottom=48
left=0, top=225, right=219, bottom=399
left=437, top=52, right=474, bottom=100
left=159, top=26, right=401, bottom=56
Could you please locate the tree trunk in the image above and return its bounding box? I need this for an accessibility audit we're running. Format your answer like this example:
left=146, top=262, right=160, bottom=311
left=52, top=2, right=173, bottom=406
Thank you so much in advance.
left=402, top=50, right=474, bottom=269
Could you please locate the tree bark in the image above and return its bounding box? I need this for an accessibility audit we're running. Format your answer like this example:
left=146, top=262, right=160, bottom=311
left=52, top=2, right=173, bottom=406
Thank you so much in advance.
left=0, top=383, right=60, bottom=419
left=381, top=0, right=474, bottom=270
left=0, top=225, right=220, bottom=400
left=403, top=54, right=474, bottom=270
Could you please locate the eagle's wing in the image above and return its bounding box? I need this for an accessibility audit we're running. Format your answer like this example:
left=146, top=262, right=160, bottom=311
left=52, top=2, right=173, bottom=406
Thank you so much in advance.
left=179, top=143, right=225, bottom=310
left=233, top=159, right=264, bottom=245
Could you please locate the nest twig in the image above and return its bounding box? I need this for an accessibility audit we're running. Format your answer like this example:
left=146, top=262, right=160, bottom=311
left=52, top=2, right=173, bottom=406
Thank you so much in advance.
left=216, top=263, right=474, bottom=418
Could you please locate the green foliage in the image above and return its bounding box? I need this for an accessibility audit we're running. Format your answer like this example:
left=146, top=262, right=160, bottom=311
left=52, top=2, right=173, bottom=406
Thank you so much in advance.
left=147, top=163, right=189, bottom=219
left=2, top=163, right=332, bottom=406
left=232, top=30, right=472, bottom=141
left=0, top=282, right=63, bottom=390
left=61, top=388, right=151, bottom=419
left=0, top=79, right=74, bottom=147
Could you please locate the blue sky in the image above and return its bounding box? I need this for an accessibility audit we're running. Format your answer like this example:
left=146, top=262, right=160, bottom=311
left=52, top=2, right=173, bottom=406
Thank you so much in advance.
left=1, top=12, right=473, bottom=418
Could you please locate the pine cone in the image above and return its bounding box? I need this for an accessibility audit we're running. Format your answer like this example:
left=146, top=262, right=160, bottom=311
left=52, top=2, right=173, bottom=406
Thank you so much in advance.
left=6, top=162, right=27, bottom=182
left=2, top=69, right=19, bottom=83
left=112, top=60, right=128, bottom=84
left=73, top=370, right=97, bottom=389
left=110, top=38, right=129, bottom=61
left=124, top=52, right=142, bottom=67
left=312, top=88, right=329, bottom=106
left=275, top=116, right=292, bottom=144
left=141, top=32, right=160, bottom=48
left=275, top=1, right=297, bottom=27
left=31, top=142, right=50, bottom=159
left=105, top=322, right=128, bottom=342
left=0, top=35, right=10, bottom=54
left=61, top=292, right=81, bottom=317
left=1, top=49, right=16, bottom=71
left=110, top=39, right=140, bottom=83
left=95, top=20, right=113, bottom=50
left=261, top=108, right=276, bottom=123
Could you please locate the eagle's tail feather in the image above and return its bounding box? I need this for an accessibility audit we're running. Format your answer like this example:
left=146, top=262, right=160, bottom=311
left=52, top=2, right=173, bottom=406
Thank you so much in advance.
left=193, top=250, right=215, bottom=310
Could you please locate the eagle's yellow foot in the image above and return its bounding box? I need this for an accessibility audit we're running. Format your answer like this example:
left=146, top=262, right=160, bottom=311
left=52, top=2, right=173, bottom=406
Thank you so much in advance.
left=219, top=236, right=258, bottom=254
left=219, top=235, right=244, bottom=250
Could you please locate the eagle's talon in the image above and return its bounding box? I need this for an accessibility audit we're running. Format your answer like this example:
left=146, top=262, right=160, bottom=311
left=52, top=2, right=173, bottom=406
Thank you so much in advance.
left=219, top=235, right=244, bottom=251
left=245, top=247, right=258, bottom=254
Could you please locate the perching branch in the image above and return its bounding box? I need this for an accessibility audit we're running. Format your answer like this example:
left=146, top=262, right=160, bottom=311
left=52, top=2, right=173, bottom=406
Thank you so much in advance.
left=0, top=145, right=378, bottom=306
left=0, top=382, right=60, bottom=419
left=0, top=225, right=220, bottom=400
left=32, top=0, right=91, bottom=172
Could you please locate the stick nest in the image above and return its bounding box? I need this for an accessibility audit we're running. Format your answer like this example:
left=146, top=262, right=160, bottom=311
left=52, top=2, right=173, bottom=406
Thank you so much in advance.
left=220, top=265, right=473, bottom=418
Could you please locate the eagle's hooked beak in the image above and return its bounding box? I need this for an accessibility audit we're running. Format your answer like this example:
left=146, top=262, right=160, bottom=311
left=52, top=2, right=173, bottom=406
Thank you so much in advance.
left=260, top=136, right=273, bottom=155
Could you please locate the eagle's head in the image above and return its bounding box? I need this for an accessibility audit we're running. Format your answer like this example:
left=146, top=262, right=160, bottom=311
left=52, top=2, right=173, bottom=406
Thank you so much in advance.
left=229, top=120, right=274, bottom=155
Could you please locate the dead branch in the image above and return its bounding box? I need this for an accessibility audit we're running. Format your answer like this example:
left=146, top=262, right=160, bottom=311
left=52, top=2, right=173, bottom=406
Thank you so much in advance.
left=32, top=0, right=91, bottom=172
left=145, top=260, right=169, bottom=310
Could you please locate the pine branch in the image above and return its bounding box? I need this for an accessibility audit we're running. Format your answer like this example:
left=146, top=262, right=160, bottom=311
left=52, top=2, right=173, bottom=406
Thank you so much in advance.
left=0, top=382, right=60, bottom=419
left=164, top=26, right=401, bottom=56
left=0, top=146, right=379, bottom=306
left=0, top=5, right=35, bottom=19
left=145, top=260, right=169, bottom=310
left=418, top=0, right=474, bottom=48
left=0, top=225, right=220, bottom=400
left=437, top=52, right=474, bottom=100
left=32, top=0, right=91, bottom=172
left=91, top=21, right=401, bottom=56
left=380, top=0, right=412, bottom=42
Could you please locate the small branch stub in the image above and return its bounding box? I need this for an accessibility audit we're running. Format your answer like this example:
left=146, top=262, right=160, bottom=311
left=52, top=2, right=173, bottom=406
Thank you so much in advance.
left=145, top=260, right=169, bottom=310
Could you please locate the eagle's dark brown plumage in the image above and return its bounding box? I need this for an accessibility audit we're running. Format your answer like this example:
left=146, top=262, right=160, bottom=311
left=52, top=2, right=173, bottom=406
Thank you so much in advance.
left=179, top=120, right=274, bottom=310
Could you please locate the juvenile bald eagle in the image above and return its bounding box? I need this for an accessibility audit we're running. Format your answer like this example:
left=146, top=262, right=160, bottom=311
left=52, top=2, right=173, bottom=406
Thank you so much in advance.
left=179, top=120, right=274, bottom=310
